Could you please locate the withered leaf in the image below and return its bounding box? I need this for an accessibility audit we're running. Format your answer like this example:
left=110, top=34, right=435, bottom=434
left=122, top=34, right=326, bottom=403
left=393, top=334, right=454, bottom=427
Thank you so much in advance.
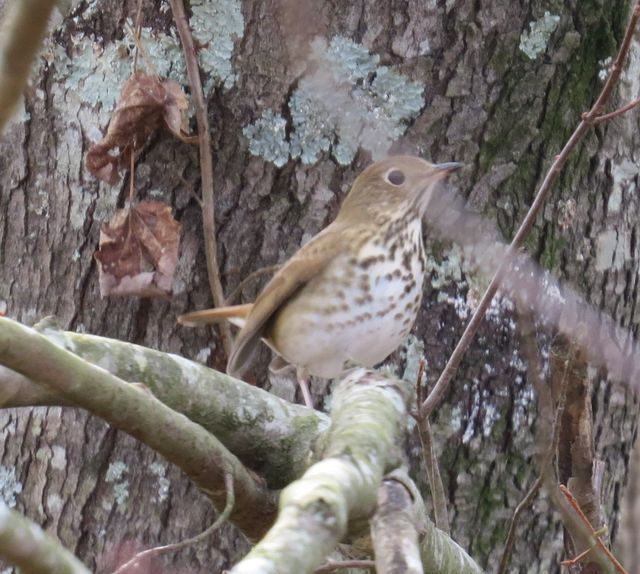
left=95, top=200, right=181, bottom=298
left=85, top=72, right=197, bottom=185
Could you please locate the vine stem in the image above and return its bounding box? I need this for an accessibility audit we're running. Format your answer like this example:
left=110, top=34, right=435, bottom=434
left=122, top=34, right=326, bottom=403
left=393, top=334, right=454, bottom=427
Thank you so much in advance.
left=169, top=0, right=233, bottom=357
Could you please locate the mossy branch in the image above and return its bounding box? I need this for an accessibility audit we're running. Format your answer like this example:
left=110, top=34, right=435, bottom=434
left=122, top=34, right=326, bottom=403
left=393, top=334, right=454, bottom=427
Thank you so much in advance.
left=0, top=321, right=328, bottom=488
left=230, top=369, right=413, bottom=574
left=0, top=317, right=277, bottom=539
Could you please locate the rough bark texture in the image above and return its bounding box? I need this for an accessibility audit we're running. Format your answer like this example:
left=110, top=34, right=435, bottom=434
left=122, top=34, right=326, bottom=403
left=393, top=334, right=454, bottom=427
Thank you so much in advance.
left=0, top=0, right=639, bottom=572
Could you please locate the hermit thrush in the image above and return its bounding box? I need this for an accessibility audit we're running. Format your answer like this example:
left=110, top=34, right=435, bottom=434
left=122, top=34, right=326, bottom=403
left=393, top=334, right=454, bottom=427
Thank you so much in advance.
left=179, top=156, right=460, bottom=406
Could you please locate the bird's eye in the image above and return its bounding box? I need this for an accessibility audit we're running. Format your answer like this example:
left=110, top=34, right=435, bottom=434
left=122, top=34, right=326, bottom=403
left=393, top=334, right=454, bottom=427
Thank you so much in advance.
left=386, top=169, right=405, bottom=186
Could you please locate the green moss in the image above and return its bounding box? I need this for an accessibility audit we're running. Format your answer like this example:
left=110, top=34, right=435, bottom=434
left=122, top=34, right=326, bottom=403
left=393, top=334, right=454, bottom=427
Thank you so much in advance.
left=539, top=232, right=567, bottom=270
left=479, top=1, right=630, bottom=254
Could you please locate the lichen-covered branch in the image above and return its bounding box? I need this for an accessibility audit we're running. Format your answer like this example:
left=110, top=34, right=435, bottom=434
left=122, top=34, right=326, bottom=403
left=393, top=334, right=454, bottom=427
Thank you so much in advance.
left=230, top=370, right=413, bottom=574
left=0, top=0, right=58, bottom=133
left=0, top=317, right=277, bottom=539
left=0, top=500, right=90, bottom=574
left=377, top=470, right=483, bottom=574
left=419, top=518, right=484, bottom=574
left=0, top=323, right=328, bottom=487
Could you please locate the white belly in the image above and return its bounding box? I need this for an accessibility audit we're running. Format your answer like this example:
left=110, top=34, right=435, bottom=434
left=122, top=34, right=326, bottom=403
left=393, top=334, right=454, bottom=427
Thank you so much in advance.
left=269, top=225, right=425, bottom=378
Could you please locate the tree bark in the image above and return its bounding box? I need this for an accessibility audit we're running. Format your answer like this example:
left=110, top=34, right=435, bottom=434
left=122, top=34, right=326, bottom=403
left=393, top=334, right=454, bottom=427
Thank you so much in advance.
left=0, top=0, right=638, bottom=572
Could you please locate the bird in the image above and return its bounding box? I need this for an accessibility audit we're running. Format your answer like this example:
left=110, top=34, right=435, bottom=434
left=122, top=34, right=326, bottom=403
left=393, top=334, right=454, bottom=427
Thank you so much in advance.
left=179, top=156, right=461, bottom=408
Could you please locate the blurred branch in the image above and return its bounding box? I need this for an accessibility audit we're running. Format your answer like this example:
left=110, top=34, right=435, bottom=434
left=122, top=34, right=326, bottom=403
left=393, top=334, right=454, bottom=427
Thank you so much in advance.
left=419, top=514, right=483, bottom=574
left=229, top=370, right=414, bottom=574
left=0, top=0, right=58, bottom=134
left=315, top=560, right=375, bottom=572
left=371, top=477, right=424, bottom=574
left=0, top=322, right=328, bottom=488
left=169, top=0, right=232, bottom=356
left=498, top=311, right=563, bottom=574
left=0, top=499, right=90, bottom=574
left=419, top=1, right=640, bottom=420
left=0, top=317, right=277, bottom=539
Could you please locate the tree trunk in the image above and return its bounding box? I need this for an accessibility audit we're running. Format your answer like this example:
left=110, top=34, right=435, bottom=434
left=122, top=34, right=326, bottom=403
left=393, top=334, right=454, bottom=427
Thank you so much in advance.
left=0, top=0, right=638, bottom=572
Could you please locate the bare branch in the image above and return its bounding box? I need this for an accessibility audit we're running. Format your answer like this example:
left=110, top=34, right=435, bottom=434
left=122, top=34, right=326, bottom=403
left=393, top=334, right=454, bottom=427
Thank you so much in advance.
left=498, top=312, right=568, bottom=574
left=0, top=500, right=90, bottom=574
left=0, top=0, right=58, bottom=134
left=592, top=97, right=640, bottom=124
left=169, top=0, right=232, bottom=356
left=559, top=485, right=628, bottom=573
left=497, top=476, right=543, bottom=574
left=415, top=415, right=449, bottom=534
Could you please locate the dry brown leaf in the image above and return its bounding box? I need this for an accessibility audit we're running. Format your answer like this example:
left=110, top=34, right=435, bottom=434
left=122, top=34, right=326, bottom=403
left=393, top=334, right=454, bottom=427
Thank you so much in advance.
left=85, top=72, right=197, bottom=184
left=95, top=200, right=181, bottom=298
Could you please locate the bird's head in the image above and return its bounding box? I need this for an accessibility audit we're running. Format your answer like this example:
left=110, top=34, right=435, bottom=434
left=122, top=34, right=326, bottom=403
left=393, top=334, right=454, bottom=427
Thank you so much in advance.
left=337, top=156, right=461, bottom=224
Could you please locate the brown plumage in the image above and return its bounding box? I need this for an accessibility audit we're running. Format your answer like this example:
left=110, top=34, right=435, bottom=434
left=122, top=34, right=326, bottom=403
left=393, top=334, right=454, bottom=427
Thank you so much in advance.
left=179, top=155, right=460, bottom=404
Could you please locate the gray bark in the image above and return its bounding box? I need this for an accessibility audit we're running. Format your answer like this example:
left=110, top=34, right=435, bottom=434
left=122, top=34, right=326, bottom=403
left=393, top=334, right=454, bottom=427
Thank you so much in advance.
left=0, top=0, right=638, bottom=572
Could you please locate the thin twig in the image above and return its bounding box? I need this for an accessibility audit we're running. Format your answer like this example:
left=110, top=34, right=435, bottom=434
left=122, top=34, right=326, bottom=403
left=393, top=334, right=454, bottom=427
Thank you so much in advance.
left=129, top=146, right=136, bottom=203
left=226, top=264, right=282, bottom=304
left=126, top=23, right=157, bottom=78
left=593, top=97, right=640, bottom=124
left=414, top=359, right=449, bottom=534
left=169, top=0, right=232, bottom=356
left=113, top=472, right=235, bottom=574
left=416, top=415, right=450, bottom=533
left=419, top=1, right=640, bottom=420
left=559, top=485, right=628, bottom=573
left=498, top=476, right=543, bottom=574
left=133, top=0, right=144, bottom=71
left=315, top=560, right=376, bottom=572
left=0, top=0, right=58, bottom=134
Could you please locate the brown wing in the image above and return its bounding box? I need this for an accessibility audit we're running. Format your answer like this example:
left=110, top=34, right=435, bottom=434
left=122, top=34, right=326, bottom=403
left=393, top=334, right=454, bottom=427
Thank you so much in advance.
left=227, top=224, right=347, bottom=378
left=177, top=304, right=253, bottom=328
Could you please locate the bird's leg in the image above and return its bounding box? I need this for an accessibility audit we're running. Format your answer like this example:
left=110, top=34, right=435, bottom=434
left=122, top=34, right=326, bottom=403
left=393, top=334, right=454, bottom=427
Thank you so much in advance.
left=296, top=367, right=314, bottom=409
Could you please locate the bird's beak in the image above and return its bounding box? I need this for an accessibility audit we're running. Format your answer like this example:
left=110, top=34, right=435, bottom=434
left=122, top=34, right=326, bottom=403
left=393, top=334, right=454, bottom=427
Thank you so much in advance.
left=433, top=162, right=463, bottom=178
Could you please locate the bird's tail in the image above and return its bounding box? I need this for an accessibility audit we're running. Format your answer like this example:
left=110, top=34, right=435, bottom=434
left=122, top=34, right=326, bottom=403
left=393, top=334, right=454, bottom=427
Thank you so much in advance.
left=177, top=304, right=253, bottom=329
